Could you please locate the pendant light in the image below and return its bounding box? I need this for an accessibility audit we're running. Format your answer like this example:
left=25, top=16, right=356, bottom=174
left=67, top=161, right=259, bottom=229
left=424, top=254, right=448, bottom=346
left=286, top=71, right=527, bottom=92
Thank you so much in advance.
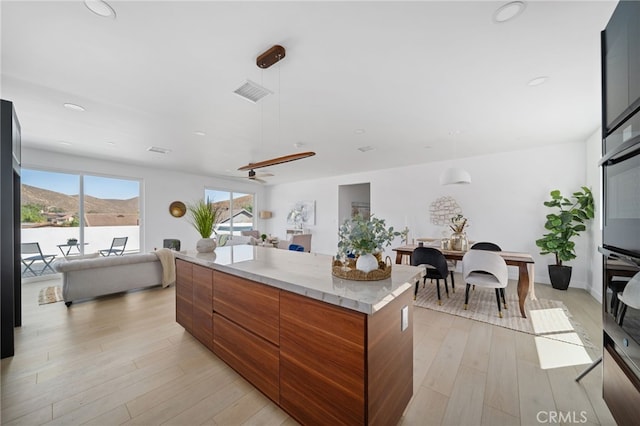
left=440, top=167, right=471, bottom=185
left=440, top=132, right=471, bottom=185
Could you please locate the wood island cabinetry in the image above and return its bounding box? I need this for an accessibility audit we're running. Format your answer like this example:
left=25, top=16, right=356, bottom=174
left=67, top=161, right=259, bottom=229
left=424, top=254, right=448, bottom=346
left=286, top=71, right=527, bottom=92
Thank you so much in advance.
left=175, top=259, right=193, bottom=332
left=213, top=270, right=280, bottom=402
left=174, top=249, right=419, bottom=425
left=176, top=259, right=213, bottom=350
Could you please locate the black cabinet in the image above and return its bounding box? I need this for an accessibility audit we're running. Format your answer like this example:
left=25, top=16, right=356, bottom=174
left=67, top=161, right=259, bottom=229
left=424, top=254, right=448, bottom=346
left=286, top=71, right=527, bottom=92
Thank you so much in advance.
left=601, top=1, right=640, bottom=422
left=602, top=0, right=640, bottom=134
left=1, top=99, right=21, bottom=359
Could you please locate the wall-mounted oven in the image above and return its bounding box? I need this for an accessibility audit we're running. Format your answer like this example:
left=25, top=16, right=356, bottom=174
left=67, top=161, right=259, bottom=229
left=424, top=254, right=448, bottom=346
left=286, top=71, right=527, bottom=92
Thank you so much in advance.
left=601, top=110, right=640, bottom=261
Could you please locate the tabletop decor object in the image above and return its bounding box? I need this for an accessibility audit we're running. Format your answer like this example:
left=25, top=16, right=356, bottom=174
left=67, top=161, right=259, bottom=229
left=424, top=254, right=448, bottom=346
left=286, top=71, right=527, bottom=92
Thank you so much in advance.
left=535, top=187, right=594, bottom=290
left=334, top=213, right=406, bottom=279
left=449, top=214, right=469, bottom=251
left=66, top=238, right=78, bottom=245
left=187, top=197, right=223, bottom=253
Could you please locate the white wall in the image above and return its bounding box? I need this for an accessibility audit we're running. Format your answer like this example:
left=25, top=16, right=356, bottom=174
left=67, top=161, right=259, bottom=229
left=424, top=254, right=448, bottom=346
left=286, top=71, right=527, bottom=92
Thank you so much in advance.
left=24, top=139, right=602, bottom=292
left=264, top=141, right=598, bottom=289
left=22, top=148, right=264, bottom=253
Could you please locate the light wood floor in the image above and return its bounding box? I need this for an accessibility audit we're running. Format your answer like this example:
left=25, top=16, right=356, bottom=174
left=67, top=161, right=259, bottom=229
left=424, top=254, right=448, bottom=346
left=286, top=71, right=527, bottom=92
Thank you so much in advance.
left=1, top=276, right=617, bottom=425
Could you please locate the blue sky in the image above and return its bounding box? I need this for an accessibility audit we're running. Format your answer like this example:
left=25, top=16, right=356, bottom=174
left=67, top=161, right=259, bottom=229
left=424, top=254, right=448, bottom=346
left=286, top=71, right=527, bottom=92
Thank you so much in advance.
left=22, top=169, right=140, bottom=200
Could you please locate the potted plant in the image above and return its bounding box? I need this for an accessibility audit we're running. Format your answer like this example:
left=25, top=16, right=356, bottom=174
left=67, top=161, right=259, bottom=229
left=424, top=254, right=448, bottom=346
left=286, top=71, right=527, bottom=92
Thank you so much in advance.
left=535, top=187, right=595, bottom=290
left=337, top=213, right=407, bottom=273
left=187, top=198, right=223, bottom=253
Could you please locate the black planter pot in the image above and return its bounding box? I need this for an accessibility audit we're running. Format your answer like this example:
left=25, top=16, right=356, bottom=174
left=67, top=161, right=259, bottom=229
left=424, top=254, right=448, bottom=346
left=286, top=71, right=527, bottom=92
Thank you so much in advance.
left=548, top=265, right=572, bottom=290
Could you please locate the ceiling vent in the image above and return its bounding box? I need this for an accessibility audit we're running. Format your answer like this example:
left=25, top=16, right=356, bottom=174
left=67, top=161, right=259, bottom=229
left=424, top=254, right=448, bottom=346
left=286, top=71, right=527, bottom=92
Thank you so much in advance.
left=147, top=146, right=171, bottom=154
left=233, top=79, right=273, bottom=103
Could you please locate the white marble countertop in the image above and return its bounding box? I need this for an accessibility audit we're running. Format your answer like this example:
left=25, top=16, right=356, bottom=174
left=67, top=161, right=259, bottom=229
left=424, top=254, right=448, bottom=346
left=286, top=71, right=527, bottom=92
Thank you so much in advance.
left=174, top=245, right=423, bottom=315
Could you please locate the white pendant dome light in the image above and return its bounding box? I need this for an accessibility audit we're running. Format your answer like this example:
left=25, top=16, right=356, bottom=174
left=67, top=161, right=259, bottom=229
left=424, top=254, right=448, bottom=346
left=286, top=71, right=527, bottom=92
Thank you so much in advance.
left=440, top=167, right=472, bottom=185
left=440, top=131, right=471, bottom=185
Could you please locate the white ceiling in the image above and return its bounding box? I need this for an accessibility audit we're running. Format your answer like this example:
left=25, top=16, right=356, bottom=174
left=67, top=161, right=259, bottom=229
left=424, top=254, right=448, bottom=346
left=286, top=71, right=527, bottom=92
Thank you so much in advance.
left=1, top=0, right=617, bottom=185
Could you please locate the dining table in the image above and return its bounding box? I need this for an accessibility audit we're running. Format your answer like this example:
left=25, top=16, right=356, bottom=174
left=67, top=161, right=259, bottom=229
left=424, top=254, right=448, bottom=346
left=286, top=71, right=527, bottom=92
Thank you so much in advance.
left=393, top=242, right=535, bottom=318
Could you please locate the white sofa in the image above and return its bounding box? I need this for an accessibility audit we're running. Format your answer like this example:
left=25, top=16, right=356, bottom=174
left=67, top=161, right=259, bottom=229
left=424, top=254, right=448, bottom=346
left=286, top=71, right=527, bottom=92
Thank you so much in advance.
left=54, top=253, right=163, bottom=306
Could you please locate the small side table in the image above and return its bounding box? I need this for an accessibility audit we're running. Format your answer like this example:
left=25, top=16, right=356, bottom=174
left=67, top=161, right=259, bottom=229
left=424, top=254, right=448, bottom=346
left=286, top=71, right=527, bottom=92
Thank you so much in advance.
left=57, top=243, right=88, bottom=256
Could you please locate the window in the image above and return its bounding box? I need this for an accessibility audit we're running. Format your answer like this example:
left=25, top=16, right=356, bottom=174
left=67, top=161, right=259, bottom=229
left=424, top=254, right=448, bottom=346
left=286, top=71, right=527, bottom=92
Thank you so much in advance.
left=21, top=168, right=141, bottom=260
left=204, top=189, right=254, bottom=236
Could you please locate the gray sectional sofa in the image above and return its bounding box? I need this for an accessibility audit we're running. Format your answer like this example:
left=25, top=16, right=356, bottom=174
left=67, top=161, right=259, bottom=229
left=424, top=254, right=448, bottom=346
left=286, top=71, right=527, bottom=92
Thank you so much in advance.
left=54, top=253, right=164, bottom=306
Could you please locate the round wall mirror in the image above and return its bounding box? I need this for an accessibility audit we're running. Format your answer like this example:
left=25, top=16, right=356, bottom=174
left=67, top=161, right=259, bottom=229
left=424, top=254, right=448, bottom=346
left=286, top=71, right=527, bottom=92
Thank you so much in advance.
left=169, top=201, right=186, bottom=218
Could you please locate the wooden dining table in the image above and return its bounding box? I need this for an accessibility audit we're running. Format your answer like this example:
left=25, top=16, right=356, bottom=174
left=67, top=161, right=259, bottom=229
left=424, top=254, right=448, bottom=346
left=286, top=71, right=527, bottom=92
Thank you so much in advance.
left=393, top=244, right=535, bottom=318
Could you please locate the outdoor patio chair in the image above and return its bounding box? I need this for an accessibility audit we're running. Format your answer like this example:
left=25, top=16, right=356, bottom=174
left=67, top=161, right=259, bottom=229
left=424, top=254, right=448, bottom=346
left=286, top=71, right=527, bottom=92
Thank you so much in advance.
left=99, top=237, right=128, bottom=256
left=21, top=242, right=57, bottom=276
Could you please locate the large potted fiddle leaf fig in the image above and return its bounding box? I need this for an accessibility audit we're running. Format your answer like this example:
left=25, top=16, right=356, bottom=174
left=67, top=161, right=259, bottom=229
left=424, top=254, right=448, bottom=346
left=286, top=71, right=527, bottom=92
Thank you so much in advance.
left=535, top=187, right=595, bottom=290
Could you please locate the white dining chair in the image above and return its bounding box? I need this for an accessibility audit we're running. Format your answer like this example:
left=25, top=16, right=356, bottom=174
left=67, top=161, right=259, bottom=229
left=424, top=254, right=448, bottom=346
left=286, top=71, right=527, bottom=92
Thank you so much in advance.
left=462, top=249, right=509, bottom=318
left=617, top=272, right=640, bottom=326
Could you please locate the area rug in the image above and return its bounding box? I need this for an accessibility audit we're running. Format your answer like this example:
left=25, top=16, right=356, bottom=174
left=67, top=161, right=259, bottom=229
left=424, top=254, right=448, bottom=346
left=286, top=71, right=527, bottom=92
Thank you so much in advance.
left=38, top=286, right=63, bottom=305
left=413, top=281, right=595, bottom=349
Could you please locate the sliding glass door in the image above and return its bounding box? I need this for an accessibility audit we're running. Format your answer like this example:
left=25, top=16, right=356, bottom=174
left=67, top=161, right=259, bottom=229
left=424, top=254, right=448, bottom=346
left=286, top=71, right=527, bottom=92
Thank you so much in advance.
left=83, top=175, right=140, bottom=255
left=21, top=169, right=80, bottom=266
left=21, top=168, right=140, bottom=271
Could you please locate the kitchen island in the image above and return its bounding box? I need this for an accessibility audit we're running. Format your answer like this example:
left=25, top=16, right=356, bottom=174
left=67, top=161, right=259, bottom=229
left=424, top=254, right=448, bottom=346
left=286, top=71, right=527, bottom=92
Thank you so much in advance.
left=174, top=245, right=422, bottom=426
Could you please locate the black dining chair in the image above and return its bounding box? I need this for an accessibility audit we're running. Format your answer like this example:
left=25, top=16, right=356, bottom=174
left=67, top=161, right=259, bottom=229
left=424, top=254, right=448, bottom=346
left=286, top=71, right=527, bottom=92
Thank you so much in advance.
left=470, top=241, right=502, bottom=252
left=412, top=247, right=450, bottom=305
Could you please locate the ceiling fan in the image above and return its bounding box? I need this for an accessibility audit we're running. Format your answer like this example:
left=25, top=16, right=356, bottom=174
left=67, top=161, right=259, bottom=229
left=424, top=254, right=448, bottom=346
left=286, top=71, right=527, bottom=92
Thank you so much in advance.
left=237, top=151, right=316, bottom=172
left=245, top=169, right=274, bottom=184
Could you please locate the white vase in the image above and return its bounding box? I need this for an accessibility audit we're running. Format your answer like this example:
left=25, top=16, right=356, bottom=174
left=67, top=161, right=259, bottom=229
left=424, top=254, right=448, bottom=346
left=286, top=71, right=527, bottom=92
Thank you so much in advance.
left=356, top=253, right=379, bottom=273
left=196, top=238, right=217, bottom=253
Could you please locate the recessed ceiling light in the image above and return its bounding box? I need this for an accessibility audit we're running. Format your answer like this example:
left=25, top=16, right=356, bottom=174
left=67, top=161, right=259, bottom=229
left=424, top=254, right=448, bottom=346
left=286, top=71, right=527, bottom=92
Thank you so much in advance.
left=84, top=0, right=116, bottom=19
left=63, top=103, right=85, bottom=112
left=59, top=141, right=72, bottom=146
left=528, top=76, right=549, bottom=86
left=147, top=146, right=171, bottom=154
left=493, top=1, right=526, bottom=23
left=194, top=131, right=206, bottom=136
left=293, top=142, right=305, bottom=148
left=354, top=129, right=366, bottom=134
left=106, top=141, right=116, bottom=146
left=357, top=146, right=375, bottom=152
